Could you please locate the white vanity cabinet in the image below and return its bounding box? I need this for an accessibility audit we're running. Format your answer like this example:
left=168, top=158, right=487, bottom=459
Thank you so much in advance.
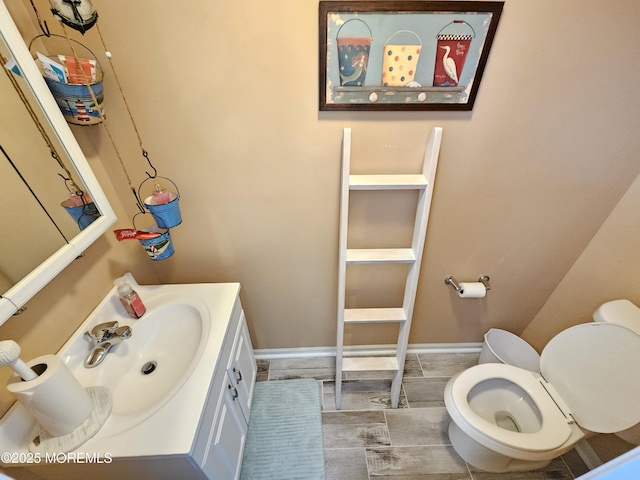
left=0, top=282, right=257, bottom=480
left=200, top=311, right=257, bottom=480
left=228, top=314, right=256, bottom=422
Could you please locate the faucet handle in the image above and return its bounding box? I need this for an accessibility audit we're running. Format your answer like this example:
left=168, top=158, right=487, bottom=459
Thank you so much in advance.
left=85, top=321, right=119, bottom=341
left=113, top=325, right=132, bottom=339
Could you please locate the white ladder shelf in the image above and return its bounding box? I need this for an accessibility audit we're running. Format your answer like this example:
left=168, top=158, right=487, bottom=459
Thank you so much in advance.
left=336, top=127, right=443, bottom=409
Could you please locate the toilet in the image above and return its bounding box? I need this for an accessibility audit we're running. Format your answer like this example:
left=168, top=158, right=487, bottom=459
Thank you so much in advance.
left=593, top=299, right=640, bottom=445
left=444, top=303, right=640, bottom=473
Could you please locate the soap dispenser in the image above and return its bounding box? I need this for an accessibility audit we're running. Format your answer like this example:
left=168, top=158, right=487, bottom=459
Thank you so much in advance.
left=114, top=276, right=146, bottom=319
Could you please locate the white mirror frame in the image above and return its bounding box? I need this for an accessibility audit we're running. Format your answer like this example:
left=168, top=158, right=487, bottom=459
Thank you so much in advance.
left=0, top=0, right=116, bottom=325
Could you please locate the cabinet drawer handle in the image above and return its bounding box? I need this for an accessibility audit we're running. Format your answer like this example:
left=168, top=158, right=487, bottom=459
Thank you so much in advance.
left=233, top=367, right=243, bottom=383
left=228, top=384, right=239, bottom=400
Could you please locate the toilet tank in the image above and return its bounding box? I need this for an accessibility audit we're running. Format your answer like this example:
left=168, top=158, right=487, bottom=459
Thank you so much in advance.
left=593, top=299, right=640, bottom=334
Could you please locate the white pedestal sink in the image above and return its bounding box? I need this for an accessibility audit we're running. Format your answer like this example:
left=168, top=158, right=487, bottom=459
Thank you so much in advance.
left=0, top=274, right=257, bottom=480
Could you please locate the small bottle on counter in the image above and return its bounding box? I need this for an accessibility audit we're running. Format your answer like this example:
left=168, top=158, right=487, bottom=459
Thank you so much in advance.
left=114, top=276, right=146, bottom=319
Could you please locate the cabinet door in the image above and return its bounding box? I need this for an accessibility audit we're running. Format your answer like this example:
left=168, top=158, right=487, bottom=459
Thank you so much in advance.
left=202, top=380, right=247, bottom=480
left=227, top=312, right=257, bottom=422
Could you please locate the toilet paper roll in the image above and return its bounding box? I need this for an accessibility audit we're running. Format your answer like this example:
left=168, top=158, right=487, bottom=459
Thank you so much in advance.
left=6, top=354, right=93, bottom=437
left=458, top=282, right=487, bottom=298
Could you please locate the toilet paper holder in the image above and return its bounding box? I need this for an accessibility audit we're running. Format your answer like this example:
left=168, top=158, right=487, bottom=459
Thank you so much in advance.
left=445, top=275, right=491, bottom=292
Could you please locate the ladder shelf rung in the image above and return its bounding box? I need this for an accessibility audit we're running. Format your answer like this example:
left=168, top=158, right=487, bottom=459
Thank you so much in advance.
left=344, top=308, right=407, bottom=324
left=342, top=356, right=399, bottom=372
left=349, top=174, right=428, bottom=190
left=346, top=248, right=415, bottom=264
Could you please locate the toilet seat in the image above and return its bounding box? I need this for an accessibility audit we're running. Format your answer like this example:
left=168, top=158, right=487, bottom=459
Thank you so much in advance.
left=447, top=363, right=572, bottom=453
left=541, top=322, right=640, bottom=433
left=446, top=322, right=640, bottom=457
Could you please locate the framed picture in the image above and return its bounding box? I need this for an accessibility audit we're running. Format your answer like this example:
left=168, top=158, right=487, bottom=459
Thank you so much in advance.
left=319, top=1, right=504, bottom=111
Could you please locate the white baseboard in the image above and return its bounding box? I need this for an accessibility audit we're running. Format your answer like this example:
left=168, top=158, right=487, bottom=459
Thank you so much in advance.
left=253, top=342, right=483, bottom=360
left=575, top=439, right=604, bottom=471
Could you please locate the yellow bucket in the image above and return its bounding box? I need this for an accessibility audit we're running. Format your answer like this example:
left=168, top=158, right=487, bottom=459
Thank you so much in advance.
left=381, top=30, right=422, bottom=87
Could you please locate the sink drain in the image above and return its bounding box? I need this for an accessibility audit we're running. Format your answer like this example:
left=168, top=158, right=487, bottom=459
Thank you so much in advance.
left=141, top=361, right=157, bottom=375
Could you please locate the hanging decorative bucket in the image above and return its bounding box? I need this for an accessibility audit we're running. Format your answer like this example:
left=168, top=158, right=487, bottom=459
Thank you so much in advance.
left=139, top=176, right=182, bottom=229
left=132, top=214, right=175, bottom=261
left=29, top=35, right=105, bottom=125
left=61, top=199, right=99, bottom=230
left=433, top=21, right=475, bottom=87
left=137, top=228, right=174, bottom=261
left=381, top=31, right=422, bottom=87
left=44, top=78, right=104, bottom=125
left=336, top=19, right=372, bottom=87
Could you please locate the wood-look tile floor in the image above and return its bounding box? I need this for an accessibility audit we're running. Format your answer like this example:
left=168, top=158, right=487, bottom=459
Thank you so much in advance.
left=256, top=353, right=591, bottom=480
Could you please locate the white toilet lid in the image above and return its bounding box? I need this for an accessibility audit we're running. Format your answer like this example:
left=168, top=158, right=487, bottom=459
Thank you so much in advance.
left=541, top=323, right=640, bottom=433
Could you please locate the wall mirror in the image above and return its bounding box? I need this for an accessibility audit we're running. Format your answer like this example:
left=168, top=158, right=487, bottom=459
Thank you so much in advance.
left=0, top=0, right=116, bottom=325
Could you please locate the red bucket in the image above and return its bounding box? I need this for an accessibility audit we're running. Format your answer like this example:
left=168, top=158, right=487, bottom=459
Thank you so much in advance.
left=433, top=21, right=475, bottom=87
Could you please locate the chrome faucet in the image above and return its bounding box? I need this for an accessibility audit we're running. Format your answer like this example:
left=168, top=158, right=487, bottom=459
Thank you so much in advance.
left=84, top=321, right=132, bottom=368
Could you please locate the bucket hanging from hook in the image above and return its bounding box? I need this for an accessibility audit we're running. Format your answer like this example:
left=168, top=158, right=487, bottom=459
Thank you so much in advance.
left=29, top=34, right=105, bottom=125
left=138, top=176, right=182, bottom=229
left=61, top=200, right=99, bottom=230
left=59, top=173, right=99, bottom=230
left=131, top=213, right=175, bottom=261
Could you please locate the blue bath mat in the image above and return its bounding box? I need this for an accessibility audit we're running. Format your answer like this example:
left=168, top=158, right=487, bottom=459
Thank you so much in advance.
left=240, top=378, right=325, bottom=480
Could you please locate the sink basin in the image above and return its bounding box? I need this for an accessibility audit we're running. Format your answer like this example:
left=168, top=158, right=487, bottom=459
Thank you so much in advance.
left=68, top=293, right=210, bottom=433
left=0, top=274, right=243, bottom=462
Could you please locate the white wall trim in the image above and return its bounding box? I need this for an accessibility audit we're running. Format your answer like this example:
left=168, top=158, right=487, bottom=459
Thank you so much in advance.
left=575, top=439, right=604, bottom=471
left=254, top=342, right=483, bottom=360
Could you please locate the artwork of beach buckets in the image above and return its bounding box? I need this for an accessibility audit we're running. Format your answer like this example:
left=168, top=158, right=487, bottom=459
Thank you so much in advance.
left=29, top=34, right=105, bottom=125
left=336, top=19, right=372, bottom=87
left=433, top=21, right=475, bottom=87
left=382, top=30, right=422, bottom=87
left=132, top=214, right=175, bottom=261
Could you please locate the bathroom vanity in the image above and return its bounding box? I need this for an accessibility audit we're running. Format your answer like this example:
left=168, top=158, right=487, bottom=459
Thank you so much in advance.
left=0, top=278, right=256, bottom=480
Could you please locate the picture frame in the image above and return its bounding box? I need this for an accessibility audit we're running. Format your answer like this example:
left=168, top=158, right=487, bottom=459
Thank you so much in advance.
left=319, top=1, right=504, bottom=111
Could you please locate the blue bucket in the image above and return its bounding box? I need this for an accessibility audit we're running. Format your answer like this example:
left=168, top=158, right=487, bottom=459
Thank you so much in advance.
left=29, top=35, right=105, bottom=125
left=137, top=228, right=174, bottom=261
left=62, top=201, right=100, bottom=230
left=144, top=193, right=182, bottom=229
left=44, top=76, right=104, bottom=125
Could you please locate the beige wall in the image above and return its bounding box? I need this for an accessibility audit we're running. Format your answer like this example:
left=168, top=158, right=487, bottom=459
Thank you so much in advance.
left=81, top=0, right=640, bottom=349
left=522, top=167, right=640, bottom=351
left=2, top=0, right=640, bottom=417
